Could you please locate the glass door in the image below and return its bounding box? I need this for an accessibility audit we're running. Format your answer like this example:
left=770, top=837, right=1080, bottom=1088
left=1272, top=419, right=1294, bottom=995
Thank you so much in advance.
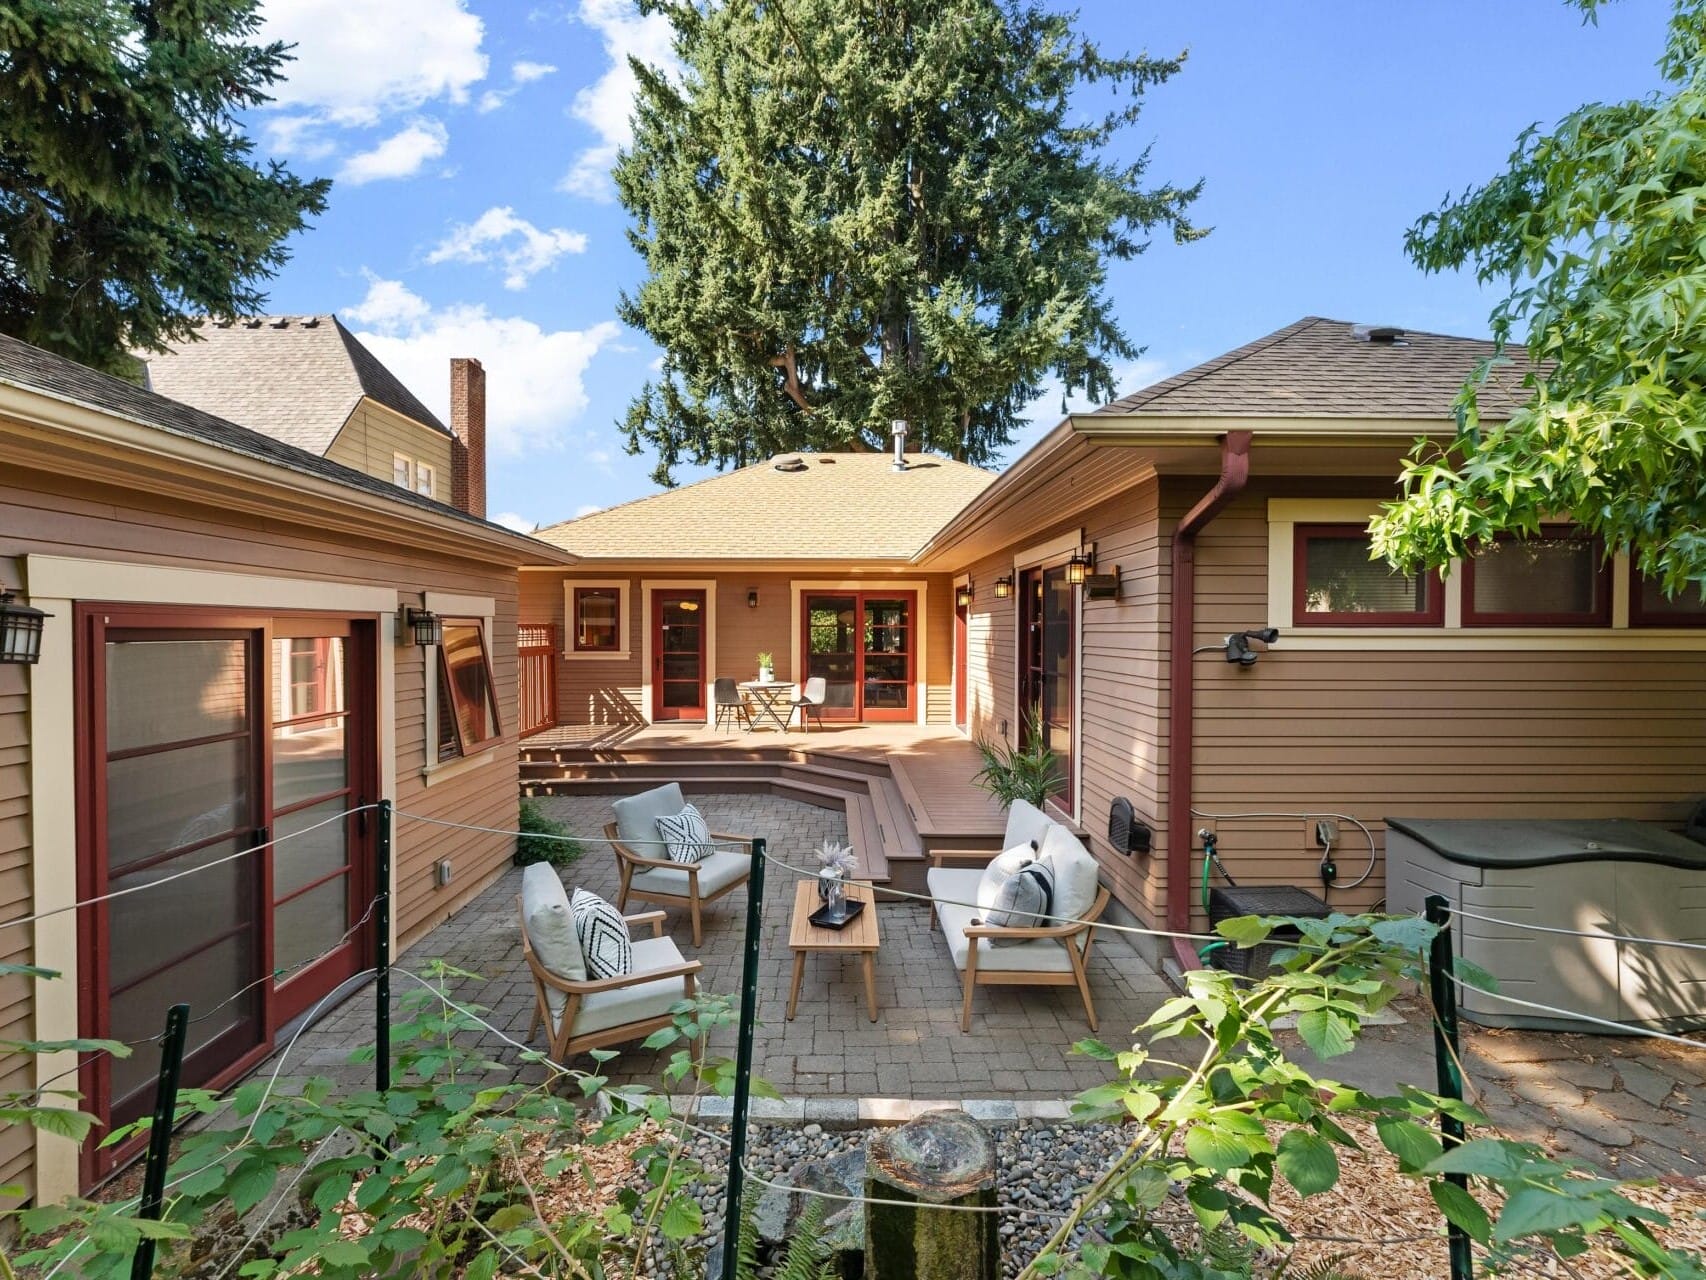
left=653, top=591, right=707, bottom=720
left=269, top=623, right=368, bottom=1024
left=91, top=628, right=266, bottom=1149
left=801, top=593, right=915, bottom=721
left=1017, top=566, right=1073, bottom=811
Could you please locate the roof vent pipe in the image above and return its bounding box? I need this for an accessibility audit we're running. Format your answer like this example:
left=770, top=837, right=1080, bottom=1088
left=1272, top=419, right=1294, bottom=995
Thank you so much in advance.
left=891, top=420, right=909, bottom=471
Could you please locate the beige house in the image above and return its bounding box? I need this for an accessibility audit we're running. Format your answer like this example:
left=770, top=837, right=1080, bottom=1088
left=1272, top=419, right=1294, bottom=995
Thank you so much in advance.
left=143, top=315, right=481, bottom=511
left=0, top=332, right=570, bottom=1201
left=527, top=317, right=1706, bottom=971
left=525, top=450, right=995, bottom=731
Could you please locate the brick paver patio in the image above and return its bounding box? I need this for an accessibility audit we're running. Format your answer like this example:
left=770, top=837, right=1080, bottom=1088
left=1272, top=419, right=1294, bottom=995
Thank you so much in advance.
left=289, top=792, right=1174, bottom=1102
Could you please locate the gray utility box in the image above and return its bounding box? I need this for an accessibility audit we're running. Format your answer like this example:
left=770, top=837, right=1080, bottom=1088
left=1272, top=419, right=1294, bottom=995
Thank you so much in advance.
left=1386, top=817, right=1706, bottom=1033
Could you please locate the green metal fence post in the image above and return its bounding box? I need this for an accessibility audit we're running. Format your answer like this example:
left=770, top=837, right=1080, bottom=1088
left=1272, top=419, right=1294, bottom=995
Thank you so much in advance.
left=720, top=835, right=766, bottom=1280
left=1426, top=893, right=1473, bottom=1280
left=376, top=798, right=392, bottom=1096
left=131, top=1002, right=189, bottom=1280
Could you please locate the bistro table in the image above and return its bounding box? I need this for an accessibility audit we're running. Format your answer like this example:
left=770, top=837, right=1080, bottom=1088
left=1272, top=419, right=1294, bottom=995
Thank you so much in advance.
left=738, top=679, right=796, bottom=732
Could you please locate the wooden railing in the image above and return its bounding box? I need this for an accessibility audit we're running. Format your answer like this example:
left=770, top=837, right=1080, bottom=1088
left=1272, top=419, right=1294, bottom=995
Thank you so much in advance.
left=518, top=624, right=556, bottom=737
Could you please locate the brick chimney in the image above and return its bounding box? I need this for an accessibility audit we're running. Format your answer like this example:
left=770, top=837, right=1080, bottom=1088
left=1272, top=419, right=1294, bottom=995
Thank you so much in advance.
left=449, top=357, right=486, bottom=519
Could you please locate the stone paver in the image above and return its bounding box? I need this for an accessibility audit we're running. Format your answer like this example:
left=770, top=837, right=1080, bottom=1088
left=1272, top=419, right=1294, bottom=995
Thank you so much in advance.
left=277, top=792, right=1173, bottom=1104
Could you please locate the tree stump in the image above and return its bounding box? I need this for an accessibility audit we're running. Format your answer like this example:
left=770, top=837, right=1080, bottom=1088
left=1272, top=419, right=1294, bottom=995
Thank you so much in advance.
left=865, top=1109, right=1000, bottom=1280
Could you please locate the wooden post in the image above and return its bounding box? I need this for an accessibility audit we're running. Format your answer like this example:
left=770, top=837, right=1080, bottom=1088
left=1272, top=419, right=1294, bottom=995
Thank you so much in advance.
left=865, top=1109, right=999, bottom=1280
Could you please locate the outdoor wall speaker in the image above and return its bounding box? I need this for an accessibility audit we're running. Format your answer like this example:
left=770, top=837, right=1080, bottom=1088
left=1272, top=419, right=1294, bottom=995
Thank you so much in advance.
left=1084, top=571, right=1120, bottom=600
left=1108, top=797, right=1152, bottom=855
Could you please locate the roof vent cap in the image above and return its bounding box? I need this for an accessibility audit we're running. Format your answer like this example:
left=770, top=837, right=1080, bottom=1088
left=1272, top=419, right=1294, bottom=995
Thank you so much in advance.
left=891, top=419, right=909, bottom=471
left=1351, top=323, right=1407, bottom=345
left=301, top=316, right=320, bottom=328
left=771, top=454, right=807, bottom=473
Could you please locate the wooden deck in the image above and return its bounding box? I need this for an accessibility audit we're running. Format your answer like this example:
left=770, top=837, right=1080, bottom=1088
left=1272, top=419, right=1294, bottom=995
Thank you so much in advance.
left=520, top=722, right=1006, bottom=889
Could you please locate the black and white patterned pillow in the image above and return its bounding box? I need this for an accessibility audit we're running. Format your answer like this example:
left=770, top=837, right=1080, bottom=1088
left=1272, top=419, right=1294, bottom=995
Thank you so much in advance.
left=570, top=888, right=632, bottom=979
left=655, top=804, right=713, bottom=865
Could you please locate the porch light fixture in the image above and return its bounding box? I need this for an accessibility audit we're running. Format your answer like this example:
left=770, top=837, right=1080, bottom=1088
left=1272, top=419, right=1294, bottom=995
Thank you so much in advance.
left=400, top=603, right=443, bottom=648
left=1066, top=545, right=1094, bottom=586
left=747, top=590, right=759, bottom=609
left=1223, top=627, right=1280, bottom=668
left=0, top=591, right=50, bottom=665
left=993, top=575, right=1013, bottom=599
left=956, top=581, right=974, bottom=608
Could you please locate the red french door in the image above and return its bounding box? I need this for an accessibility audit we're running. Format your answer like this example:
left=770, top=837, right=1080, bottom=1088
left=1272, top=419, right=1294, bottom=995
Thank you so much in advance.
left=1017, top=567, right=1074, bottom=811
left=76, top=607, right=375, bottom=1184
left=652, top=590, right=707, bottom=721
left=802, top=593, right=916, bottom=722
left=954, top=597, right=968, bottom=731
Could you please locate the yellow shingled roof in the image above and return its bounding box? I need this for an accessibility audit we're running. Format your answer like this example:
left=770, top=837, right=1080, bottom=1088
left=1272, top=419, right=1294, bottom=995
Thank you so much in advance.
left=533, top=452, right=997, bottom=560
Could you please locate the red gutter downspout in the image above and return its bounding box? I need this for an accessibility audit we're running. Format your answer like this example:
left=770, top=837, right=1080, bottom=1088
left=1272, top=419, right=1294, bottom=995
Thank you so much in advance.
left=1166, top=430, right=1253, bottom=973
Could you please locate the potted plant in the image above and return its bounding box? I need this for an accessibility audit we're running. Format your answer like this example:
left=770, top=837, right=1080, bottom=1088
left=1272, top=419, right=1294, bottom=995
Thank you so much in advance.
left=814, top=839, right=857, bottom=917
left=756, top=651, right=775, bottom=683
left=973, top=706, right=1061, bottom=809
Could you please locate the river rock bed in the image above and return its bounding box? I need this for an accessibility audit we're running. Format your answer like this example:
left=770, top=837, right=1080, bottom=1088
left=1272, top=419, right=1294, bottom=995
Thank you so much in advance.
left=660, top=1118, right=1129, bottom=1278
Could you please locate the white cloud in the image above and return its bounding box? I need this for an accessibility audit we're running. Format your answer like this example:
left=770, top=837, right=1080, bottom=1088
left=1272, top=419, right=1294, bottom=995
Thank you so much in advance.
left=338, top=120, right=449, bottom=185
left=558, top=0, right=676, bottom=201
left=427, top=206, right=588, bottom=289
left=344, top=275, right=622, bottom=455
left=259, top=0, right=488, bottom=127
left=492, top=511, right=538, bottom=533
left=477, top=59, right=560, bottom=113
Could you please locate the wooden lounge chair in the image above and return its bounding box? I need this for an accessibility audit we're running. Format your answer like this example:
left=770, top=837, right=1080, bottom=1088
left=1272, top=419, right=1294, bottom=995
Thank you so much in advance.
left=517, top=869, right=702, bottom=1062
left=607, top=783, right=753, bottom=946
left=925, top=798, right=1110, bottom=1031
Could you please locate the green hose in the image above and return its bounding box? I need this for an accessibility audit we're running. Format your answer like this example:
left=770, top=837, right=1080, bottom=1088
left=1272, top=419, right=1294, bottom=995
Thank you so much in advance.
left=1199, top=836, right=1230, bottom=959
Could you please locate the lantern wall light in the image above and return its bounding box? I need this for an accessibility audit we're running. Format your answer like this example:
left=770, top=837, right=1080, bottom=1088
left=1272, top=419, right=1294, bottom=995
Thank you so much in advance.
left=1065, top=543, right=1095, bottom=586
left=956, top=581, right=975, bottom=608
left=0, top=590, right=50, bottom=665
left=747, top=589, right=759, bottom=609
left=399, top=602, right=443, bottom=648
left=993, top=575, right=1013, bottom=599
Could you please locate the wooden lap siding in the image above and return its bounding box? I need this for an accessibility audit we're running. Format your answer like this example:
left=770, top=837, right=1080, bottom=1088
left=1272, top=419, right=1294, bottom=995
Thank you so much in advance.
left=526, top=571, right=958, bottom=728
left=1, top=465, right=523, bottom=1202
left=324, top=400, right=454, bottom=494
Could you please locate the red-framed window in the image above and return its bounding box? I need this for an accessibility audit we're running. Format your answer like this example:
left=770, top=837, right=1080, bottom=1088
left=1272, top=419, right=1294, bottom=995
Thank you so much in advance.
left=1461, top=528, right=1611, bottom=627
left=572, top=586, right=621, bottom=652
left=1293, top=523, right=1443, bottom=627
left=1630, top=574, right=1706, bottom=627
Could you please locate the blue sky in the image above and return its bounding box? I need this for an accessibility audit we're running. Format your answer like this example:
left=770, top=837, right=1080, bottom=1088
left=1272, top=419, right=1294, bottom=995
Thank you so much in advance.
left=245, top=0, right=1673, bottom=533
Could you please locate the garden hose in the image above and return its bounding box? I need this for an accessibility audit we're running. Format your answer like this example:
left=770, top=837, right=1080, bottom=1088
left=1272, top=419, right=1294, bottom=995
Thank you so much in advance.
left=1198, top=830, right=1233, bottom=960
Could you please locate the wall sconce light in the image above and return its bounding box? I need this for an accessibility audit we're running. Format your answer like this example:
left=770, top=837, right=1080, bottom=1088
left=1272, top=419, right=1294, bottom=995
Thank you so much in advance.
left=0, top=591, right=50, bottom=665
left=1066, top=544, right=1094, bottom=586
left=399, top=603, right=443, bottom=648
left=993, top=575, right=1013, bottom=600
left=1223, top=627, right=1280, bottom=667
left=956, top=581, right=975, bottom=608
left=747, top=590, right=759, bottom=609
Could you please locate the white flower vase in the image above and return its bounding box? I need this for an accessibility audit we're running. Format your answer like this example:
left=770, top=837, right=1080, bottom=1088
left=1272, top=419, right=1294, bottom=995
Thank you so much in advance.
left=759, top=665, right=775, bottom=683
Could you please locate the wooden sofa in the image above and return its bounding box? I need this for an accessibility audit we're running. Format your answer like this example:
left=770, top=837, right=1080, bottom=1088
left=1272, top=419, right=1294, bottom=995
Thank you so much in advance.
left=926, top=798, right=1110, bottom=1032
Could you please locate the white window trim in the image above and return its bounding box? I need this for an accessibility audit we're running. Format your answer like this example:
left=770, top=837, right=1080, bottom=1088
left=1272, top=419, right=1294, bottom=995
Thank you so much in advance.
left=562, top=577, right=632, bottom=660
left=423, top=590, right=499, bottom=784
left=789, top=579, right=930, bottom=727
left=1266, top=499, right=1706, bottom=650
left=416, top=461, right=436, bottom=498
left=1009, top=530, right=1085, bottom=826
left=642, top=579, right=718, bottom=724
left=393, top=451, right=415, bottom=490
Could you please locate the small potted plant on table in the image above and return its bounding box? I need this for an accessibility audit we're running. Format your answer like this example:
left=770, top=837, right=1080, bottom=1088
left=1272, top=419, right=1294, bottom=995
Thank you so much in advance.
left=757, top=651, right=775, bottom=683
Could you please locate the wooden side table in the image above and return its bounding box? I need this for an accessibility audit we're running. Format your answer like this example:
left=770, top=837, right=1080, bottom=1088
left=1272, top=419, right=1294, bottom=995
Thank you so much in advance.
left=786, top=878, right=880, bottom=1022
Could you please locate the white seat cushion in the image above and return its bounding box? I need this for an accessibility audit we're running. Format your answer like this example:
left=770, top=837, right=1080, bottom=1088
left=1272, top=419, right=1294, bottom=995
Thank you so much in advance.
left=925, top=866, right=1071, bottom=973
left=570, top=936, right=692, bottom=1036
left=1002, top=799, right=1053, bottom=855
left=628, top=847, right=751, bottom=899
left=522, top=864, right=584, bottom=1023
left=1039, top=822, right=1099, bottom=922
left=612, top=783, right=687, bottom=859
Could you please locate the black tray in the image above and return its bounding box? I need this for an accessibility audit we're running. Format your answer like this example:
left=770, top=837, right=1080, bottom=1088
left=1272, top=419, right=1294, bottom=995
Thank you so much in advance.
left=808, top=899, right=866, bottom=931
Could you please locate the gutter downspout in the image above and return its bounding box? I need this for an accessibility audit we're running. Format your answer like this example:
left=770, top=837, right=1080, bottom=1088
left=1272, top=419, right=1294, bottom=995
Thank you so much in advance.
left=1166, top=430, right=1253, bottom=973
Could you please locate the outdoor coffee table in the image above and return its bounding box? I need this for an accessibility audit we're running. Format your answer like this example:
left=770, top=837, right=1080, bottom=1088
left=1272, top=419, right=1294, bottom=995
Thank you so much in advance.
left=738, top=679, right=796, bottom=732
left=786, top=878, right=880, bottom=1022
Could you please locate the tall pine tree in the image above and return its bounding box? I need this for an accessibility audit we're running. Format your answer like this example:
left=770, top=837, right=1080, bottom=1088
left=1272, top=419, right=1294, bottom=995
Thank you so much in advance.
left=0, top=0, right=330, bottom=375
left=615, top=0, right=1203, bottom=482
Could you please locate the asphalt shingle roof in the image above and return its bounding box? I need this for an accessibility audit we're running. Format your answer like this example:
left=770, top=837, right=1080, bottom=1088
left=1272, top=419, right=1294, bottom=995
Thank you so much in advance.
left=1096, top=316, right=1539, bottom=420
left=533, top=452, right=997, bottom=560
left=142, top=315, right=448, bottom=454
left=0, top=332, right=524, bottom=540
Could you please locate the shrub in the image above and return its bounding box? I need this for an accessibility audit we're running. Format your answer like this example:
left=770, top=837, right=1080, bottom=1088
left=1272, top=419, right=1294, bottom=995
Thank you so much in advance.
left=514, top=798, right=583, bottom=867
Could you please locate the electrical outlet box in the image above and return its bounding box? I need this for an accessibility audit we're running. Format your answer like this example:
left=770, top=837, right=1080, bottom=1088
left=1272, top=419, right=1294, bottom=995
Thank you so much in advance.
left=998, top=718, right=1009, bottom=738
left=1312, top=819, right=1340, bottom=850
left=436, top=859, right=454, bottom=887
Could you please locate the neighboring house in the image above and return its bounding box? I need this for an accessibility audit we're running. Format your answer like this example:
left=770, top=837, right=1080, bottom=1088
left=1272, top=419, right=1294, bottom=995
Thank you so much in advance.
left=527, top=316, right=1706, bottom=972
left=143, top=315, right=483, bottom=512
left=0, top=332, right=572, bottom=1202
left=526, top=447, right=995, bottom=728
left=915, top=316, right=1706, bottom=964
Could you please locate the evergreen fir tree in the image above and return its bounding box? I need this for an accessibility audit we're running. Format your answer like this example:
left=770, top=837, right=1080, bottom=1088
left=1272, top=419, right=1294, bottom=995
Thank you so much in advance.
left=0, top=0, right=330, bottom=375
left=615, top=0, right=1204, bottom=483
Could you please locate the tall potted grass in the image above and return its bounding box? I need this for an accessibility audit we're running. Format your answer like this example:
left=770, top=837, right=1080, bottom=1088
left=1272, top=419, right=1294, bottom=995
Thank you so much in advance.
left=973, top=707, right=1061, bottom=809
